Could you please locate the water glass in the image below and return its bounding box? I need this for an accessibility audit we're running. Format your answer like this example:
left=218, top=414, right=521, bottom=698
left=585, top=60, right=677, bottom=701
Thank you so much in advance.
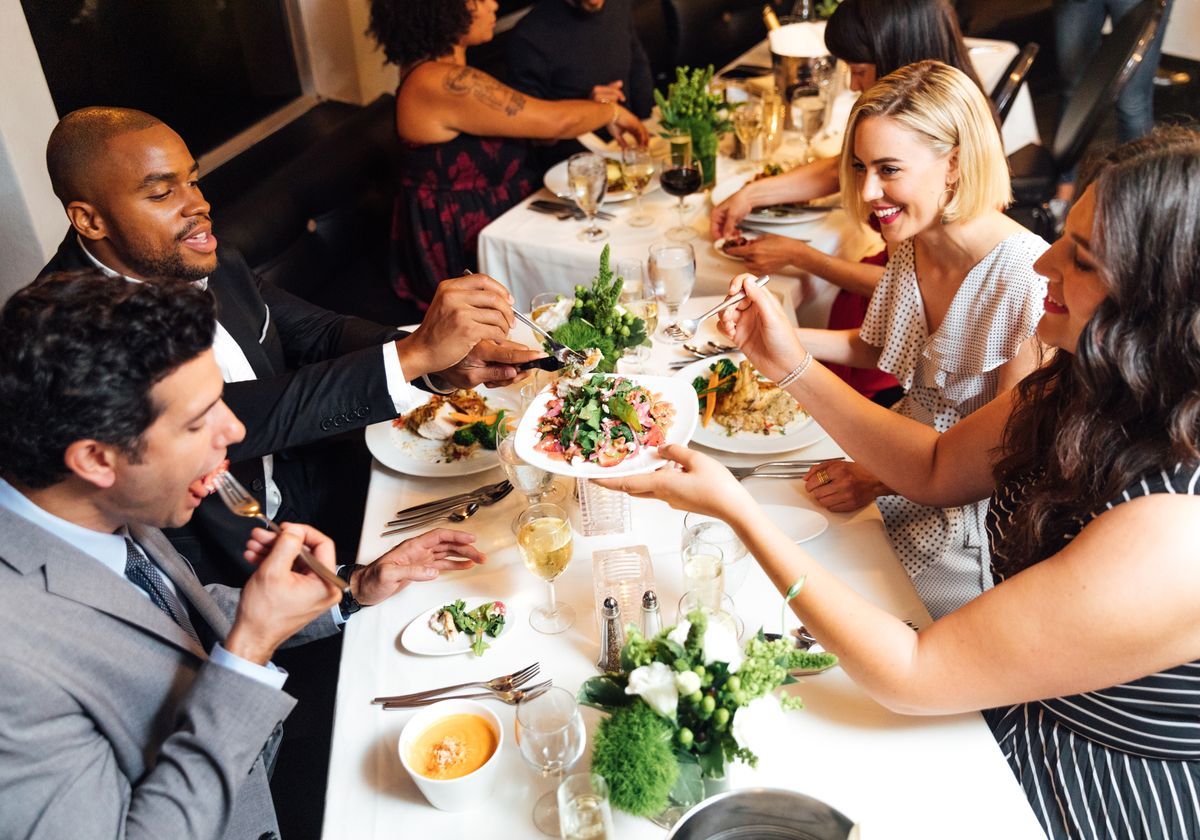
left=682, top=514, right=751, bottom=595
left=516, top=502, right=576, bottom=634
left=567, top=152, right=609, bottom=242
left=516, top=686, right=588, bottom=835
left=615, top=258, right=645, bottom=302
left=558, top=773, right=614, bottom=840
left=790, top=90, right=827, bottom=164
left=677, top=591, right=744, bottom=640
left=647, top=241, right=696, bottom=343
left=680, top=541, right=725, bottom=612
left=620, top=147, right=655, bottom=228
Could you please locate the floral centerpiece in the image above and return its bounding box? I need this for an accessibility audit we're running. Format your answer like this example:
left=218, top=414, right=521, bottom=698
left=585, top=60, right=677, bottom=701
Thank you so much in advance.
left=655, top=66, right=734, bottom=189
left=534, top=245, right=649, bottom=373
left=579, top=608, right=837, bottom=823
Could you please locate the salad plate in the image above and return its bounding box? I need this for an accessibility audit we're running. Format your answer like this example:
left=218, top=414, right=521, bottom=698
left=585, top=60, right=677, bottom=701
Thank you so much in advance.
left=675, top=354, right=828, bottom=454
left=514, top=373, right=698, bottom=479
left=364, top=388, right=516, bottom=478
left=400, top=598, right=510, bottom=656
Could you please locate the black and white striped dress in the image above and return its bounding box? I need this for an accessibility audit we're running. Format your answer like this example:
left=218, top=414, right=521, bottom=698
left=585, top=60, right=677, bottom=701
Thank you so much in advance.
left=984, top=464, right=1200, bottom=839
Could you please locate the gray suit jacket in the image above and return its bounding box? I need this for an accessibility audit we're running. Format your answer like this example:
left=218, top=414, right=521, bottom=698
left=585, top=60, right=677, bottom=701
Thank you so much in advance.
left=0, top=506, right=339, bottom=840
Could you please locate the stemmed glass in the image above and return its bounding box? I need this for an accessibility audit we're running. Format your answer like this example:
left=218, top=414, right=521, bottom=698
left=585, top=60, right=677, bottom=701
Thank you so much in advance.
left=620, top=147, right=655, bottom=228
left=516, top=686, right=587, bottom=835
left=567, top=152, right=609, bottom=242
left=683, top=514, right=751, bottom=595
left=660, top=129, right=701, bottom=242
left=497, top=424, right=561, bottom=532
left=790, top=89, right=827, bottom=164
left=516, top=502, right=576, bottom=634
left=760, top=91, right=784, bottom=161
left=647, top=240, right=696, bottom=343
left=732, top=102, right=762, bottom=172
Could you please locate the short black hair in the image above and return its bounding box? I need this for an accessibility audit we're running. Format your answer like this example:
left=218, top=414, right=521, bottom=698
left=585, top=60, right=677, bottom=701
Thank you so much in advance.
left=46, top=106, right=163, bottom=205
left=0, top=270, right=216, bottom=489
left=367, top=0, right=472, bottom=67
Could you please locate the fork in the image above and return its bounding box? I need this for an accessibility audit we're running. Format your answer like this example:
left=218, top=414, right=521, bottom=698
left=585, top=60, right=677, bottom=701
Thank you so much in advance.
left=371, top=662, right=540, bottom=705
left=211, top=471, right=349, bottom=591
left=512, top=310, right=588, bottom=365
left=381, top=678, right=553, bottom=709
left=664, top=275, right=770, bottom=341
left=392, top=479, right=509, bottom=520
left=727, top=458, right=844, bottom=481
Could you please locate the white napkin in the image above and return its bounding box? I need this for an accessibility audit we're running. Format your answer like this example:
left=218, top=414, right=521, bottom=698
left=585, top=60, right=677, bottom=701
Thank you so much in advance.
left=768, top=21, right=828, bottom=57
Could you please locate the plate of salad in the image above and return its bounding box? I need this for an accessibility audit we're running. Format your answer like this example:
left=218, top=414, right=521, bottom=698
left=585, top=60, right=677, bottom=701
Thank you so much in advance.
left=674, top=354, right=827, bottom=454
left=364, top=388, right=515, bottom=477
left=514, top=372, right=698, bottom=478
left=401, top=598, right=509, bottom=657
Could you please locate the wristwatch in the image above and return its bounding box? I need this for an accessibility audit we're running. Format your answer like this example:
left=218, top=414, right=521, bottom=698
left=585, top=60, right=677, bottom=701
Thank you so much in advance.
left=337, top=565, right=364, bottom=619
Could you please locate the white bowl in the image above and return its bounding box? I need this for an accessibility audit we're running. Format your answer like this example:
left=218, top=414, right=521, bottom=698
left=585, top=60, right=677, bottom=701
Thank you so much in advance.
left=397, top=699, right=504, bottom=811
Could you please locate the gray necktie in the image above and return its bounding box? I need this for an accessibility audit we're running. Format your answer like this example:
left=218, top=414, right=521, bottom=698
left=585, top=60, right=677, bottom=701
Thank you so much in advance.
left=124, top=538, right=200, bottom=644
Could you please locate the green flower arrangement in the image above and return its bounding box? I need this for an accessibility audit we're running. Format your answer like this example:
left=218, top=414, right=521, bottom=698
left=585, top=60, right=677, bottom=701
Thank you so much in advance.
left=579, top=609, right=837, bottom=818
left=654, top=66, right=734, bottom=188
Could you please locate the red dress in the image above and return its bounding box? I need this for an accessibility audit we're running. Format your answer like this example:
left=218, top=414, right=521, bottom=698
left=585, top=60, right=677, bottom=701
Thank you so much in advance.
left=823, top=247, right=899, bottom=399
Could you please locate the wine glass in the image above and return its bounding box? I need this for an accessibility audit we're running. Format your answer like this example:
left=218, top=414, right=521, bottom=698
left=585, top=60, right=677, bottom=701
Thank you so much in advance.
left=516, top=502, right=576, bottom=634
left=680, top=540, right=725, bottom=612
left=620, top=147, right=655, bottom=228
left=732, top=102, right=762, bottom=172
left=497, top=425, right=562, bottom=532
left=760, top=91, right=784, bottom=161
left=647, top=240, right=696, bottom=343
left=558, top=773, right=614, bottom=840
left=567, top=152, right=609, bottom=242
left=790, top=89, right=827, bottom=164
left=515, top=686, right=587, bottom=835
left=682, top=514, right=751, bottom=595
left=660, top=129, right=701, bottom=242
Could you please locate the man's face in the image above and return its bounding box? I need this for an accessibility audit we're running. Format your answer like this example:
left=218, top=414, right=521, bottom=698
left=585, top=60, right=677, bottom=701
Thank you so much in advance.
left=103, top=349, right=244, bottom=529
left=571, top=0, right=605, bottom=12
left=86, top=124, right=218, bottom=281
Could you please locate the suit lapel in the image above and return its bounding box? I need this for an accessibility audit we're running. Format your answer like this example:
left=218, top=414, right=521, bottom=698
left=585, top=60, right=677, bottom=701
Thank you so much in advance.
left=206, top=262, right=276, bottom=380
left=132, top=524, right=233, bottom=641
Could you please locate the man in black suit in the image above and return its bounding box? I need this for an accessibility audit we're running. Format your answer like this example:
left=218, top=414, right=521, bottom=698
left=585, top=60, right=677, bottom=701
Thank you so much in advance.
left=40, top=106, right=541, bottom=582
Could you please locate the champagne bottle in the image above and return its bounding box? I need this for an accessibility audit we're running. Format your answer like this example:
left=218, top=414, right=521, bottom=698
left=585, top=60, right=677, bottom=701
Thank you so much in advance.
left=762, top=4, right=781, bottom=30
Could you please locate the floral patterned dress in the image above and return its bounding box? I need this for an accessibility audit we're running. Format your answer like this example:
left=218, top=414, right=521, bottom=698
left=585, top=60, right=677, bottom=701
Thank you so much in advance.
left=389, top=128, right=535, bottom=308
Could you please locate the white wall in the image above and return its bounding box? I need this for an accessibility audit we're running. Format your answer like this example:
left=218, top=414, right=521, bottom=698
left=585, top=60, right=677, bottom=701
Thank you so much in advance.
left=0, top=0, right=396, bottom=302
left=1163, top=0, right=1200, bottom=62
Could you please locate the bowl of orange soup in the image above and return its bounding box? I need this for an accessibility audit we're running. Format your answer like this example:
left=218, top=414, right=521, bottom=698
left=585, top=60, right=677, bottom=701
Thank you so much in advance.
left=397, top=699, right=504, bottom=811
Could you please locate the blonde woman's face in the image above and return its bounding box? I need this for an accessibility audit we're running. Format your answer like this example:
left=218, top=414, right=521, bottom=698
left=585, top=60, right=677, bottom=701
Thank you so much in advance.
left=850, top=115, right=957, bottom=243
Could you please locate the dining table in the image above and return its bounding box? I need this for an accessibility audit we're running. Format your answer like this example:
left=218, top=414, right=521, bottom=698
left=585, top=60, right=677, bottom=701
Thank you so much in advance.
left=477, top=33, right=1042, bottom=332
left=320, top=302, right=1046, bottom=839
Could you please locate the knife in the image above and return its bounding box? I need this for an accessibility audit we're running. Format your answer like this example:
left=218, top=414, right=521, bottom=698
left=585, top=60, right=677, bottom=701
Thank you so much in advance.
left=531, top=199, right=616, bottom=221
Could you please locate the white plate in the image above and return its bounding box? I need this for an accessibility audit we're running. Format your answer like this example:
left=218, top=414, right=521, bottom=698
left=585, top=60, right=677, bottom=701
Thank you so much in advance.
left=400, top=598, right=511, bottom=656
left=744, top=205, right=827, bottom=225
left=712, top=234, right=762, bottom=262
left=364, top=389, right=516, bottom=478
left=542, top=157, right=660, bottom=204
left=675, top=354, right=828, bottom=454
left=760, top=503, right=828, bottom=543
left=514, top=374, right=698, bottom=479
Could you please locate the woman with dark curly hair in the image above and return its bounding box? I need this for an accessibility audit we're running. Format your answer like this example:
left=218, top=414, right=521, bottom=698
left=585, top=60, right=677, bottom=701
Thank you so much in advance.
left=369, top=0, right=648, bottom=307
left=609, top=126, right=1200, bottom=838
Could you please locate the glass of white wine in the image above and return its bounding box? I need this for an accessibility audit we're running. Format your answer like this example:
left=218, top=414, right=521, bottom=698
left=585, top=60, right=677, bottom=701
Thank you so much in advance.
left=517, top=502, right=576, bottom=634
left=558, top=773, right=614, bottom=840
left=760, top=91, right=784, bottom=161
left=620, top=147, right=655, bottom=228
left=681, top=540, right=725, bottom=612
left=732, top=102, right=762, bottom=171
left=567, top=152, right=609, bottom=242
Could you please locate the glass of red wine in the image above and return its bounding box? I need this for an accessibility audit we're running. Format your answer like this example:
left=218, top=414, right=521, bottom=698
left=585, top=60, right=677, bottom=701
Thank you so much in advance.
left=660, top=129, right=701, bottom=242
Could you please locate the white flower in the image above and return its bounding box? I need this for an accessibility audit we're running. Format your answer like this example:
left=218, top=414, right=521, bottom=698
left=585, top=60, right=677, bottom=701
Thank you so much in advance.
left=625, top=661, right=678, bottom=719
left=675, top=669, right=701, bottom=696
left=667, top=620, right=691, bottom=646
left=732, top=693, right=785, bottom=754
left=702, top=617, right=744, bottom=674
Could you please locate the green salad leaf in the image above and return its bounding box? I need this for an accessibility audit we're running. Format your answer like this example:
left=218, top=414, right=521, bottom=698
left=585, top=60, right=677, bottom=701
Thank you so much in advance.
left=439, top=599, right=506, bottom=656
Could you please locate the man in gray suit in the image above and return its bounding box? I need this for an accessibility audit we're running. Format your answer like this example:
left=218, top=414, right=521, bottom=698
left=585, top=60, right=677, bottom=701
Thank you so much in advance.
left=0, top=271, right=486, bottom=839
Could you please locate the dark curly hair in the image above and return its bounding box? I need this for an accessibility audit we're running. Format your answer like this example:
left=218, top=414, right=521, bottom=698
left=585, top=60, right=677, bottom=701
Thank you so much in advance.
left=992, top=126, right=1200, bottom=574
left=367, top=0, right=472, bottom=67
left=824, top=0, right=985, bottom=94
left=0, top=270, right=216, bottom=489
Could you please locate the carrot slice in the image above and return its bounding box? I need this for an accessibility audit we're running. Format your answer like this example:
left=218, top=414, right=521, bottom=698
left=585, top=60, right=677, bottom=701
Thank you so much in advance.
left=446, top=411, right=497, bottom=425
left=703, top=370, right=718, bottom=427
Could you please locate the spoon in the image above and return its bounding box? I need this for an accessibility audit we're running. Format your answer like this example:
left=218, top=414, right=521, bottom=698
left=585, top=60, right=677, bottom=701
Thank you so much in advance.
left=380, top=502, right=479, bottom=537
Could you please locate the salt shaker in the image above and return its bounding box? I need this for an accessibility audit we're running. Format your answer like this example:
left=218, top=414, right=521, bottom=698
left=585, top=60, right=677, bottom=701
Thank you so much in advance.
left=641, top=590, right=662, bottom=638
left=597, top=596, right=623, bottom=673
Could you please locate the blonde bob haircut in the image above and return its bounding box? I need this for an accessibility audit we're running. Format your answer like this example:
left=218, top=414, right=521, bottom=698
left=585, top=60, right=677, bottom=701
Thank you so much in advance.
left=839, top=60, right=1011, bottom=226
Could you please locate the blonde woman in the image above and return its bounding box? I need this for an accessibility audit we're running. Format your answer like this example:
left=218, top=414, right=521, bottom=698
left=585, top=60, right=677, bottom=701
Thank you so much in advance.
left=792, top=61, right=1046, bottom=617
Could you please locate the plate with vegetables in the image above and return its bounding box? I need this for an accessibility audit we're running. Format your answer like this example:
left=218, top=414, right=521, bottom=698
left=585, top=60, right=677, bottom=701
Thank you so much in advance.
left=675, top=354, right=827, bottom=454
left=401, top=598, right=509, bottom=657
left=364, top=388, right=516, bottom=477
left=514, top=372, right=697, bottom=478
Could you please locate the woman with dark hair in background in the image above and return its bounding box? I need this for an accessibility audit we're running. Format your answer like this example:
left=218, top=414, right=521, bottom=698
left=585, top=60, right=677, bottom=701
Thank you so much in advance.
left=614, top=126, right=1200, bottom=839
left=712, top=0, right=989, bottom=404
left=368, top=0, right=648, bottom=308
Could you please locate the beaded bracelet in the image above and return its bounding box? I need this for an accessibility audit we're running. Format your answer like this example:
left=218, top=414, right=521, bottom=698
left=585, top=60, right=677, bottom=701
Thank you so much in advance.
left=775, top=351, right=814, bottom=388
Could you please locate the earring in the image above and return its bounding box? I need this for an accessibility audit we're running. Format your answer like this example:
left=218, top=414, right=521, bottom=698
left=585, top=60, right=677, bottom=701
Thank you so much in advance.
left=938, top=186, right=955, bottom=225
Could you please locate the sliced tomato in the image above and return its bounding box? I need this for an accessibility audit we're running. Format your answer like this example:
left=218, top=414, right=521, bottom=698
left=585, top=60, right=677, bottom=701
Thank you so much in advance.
left=641, top=424, right=665, bottom=447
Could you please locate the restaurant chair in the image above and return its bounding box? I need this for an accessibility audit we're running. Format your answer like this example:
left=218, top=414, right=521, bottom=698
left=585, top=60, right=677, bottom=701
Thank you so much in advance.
left=1004, top=0, right=1165, bottom=239
left=661, top=0, right=774, bottom=72
left=990, top=41, right=1039, bottom=126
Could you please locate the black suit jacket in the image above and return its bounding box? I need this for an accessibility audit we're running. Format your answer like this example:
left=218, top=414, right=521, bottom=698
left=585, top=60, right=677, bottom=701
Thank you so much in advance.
left=40, top=233, right=410, bottom=582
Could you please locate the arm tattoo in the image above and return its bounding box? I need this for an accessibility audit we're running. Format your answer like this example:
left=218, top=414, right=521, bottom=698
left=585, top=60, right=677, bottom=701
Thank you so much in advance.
left=442, top=66, right=526, bottom=116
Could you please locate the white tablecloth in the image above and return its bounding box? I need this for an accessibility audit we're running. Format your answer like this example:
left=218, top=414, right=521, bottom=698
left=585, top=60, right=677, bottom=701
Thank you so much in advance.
left=321, top=299, right=1044, bottom=839
left=477, top=36, right=1040, bottom=332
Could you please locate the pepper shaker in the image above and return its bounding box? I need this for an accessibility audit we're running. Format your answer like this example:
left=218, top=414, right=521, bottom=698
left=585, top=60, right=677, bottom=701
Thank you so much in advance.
left=597, top=596, right=623, bottom=673
left=641, top=589, right=662, bottom=638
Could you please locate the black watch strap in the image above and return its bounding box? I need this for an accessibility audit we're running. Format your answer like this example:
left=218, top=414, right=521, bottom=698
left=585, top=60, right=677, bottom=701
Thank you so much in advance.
left=337, top=565, right=363, bottom=619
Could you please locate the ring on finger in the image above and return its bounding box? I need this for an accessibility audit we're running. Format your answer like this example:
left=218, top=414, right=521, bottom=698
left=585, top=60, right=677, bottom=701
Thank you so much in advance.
left=816, top=469, right=832, bottom=487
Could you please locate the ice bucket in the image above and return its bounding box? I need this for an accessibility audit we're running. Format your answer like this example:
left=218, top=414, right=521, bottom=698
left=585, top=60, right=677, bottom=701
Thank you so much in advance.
left=769, top=22, right=833, bottom=128
left=666, top=787, right=854, bottom=840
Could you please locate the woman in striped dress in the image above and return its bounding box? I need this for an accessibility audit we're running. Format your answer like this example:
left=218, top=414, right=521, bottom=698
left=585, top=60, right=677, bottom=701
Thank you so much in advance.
left=607, top=126, right=1200, bottom=838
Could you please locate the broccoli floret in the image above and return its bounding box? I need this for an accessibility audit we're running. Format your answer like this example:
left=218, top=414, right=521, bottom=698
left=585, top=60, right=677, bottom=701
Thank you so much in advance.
left=452, top=425, right=478, bottom=446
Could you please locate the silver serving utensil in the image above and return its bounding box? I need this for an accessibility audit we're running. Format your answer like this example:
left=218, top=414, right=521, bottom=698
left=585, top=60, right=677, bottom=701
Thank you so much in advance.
left=380, top=502, right=479, bottom=537
left=381, top=678, right=554, bottom=709
left=664, top=275, right=770, bottom=341
left=512, top=310, right=588, bottom=365
left=372, top=662, right=540, bottom=705
left=388, top=481, right=512, bottom=527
